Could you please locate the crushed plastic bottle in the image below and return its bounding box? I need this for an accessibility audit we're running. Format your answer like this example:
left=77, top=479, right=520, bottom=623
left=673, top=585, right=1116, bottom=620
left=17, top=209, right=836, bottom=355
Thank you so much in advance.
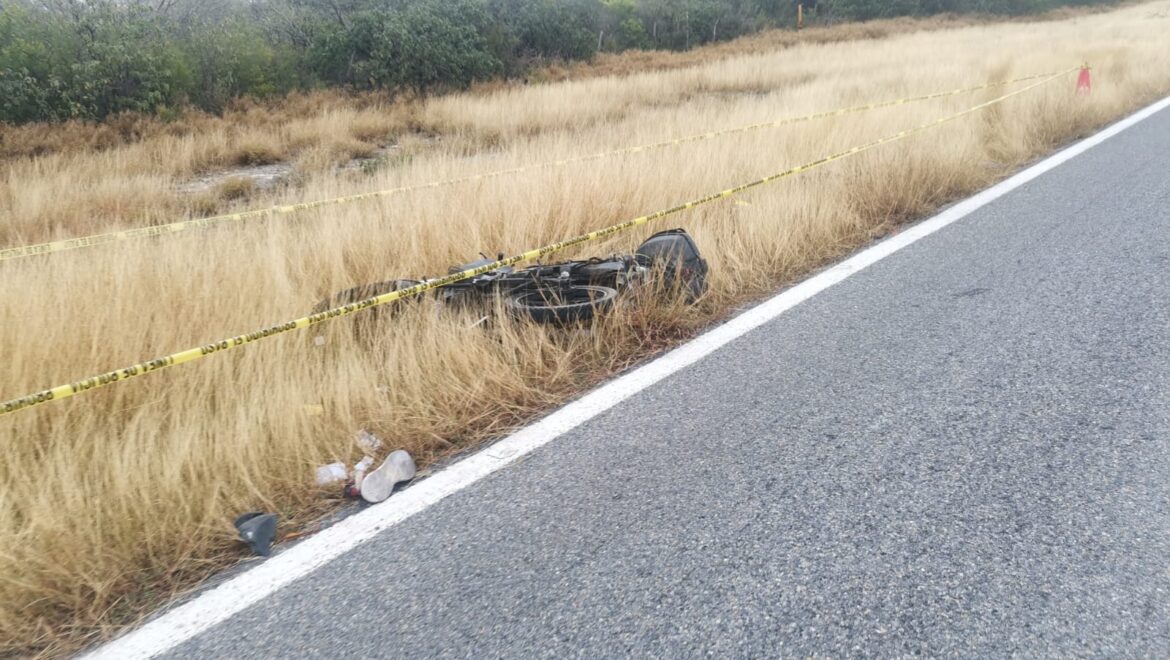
left=315, top=462, right=348, bottom=486
left=360, top=450, right=417, bottom=503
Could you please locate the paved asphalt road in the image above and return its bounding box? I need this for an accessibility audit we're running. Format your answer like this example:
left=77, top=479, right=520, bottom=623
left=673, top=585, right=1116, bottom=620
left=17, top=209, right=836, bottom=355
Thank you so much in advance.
left=166, top=106, right=1170, bottom=657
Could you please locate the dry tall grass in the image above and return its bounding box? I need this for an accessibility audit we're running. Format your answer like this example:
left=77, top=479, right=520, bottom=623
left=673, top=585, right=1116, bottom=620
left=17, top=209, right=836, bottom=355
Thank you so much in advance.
left=3, top=2, right=1170, bottom=655
left=0, top=8, right=1078, bottom=165
left=524, top=3, right=1126, bottom=84
left=0, top=95, right=419, bottom=247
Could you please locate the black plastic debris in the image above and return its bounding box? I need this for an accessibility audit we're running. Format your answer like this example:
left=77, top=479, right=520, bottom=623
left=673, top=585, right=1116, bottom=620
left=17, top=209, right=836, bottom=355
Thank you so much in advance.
left=234, top=512, right=278, bottom=556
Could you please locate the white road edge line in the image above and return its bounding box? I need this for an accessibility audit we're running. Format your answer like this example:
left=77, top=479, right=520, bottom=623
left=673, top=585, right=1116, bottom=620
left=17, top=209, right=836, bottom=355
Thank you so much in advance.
left=84, top=93, right=1170, bottom=660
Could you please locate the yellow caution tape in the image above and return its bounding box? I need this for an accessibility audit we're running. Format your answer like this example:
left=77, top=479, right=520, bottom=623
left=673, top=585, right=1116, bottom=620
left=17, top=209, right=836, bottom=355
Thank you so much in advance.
left=0, top=68, right=1076, bottom=417
left=0, top=73, right=1057, bottom=262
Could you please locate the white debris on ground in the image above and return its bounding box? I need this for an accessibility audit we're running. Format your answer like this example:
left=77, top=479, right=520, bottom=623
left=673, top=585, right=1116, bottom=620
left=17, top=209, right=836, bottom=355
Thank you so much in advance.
left=312, top=430, right=417, bottom=506
left=352, top=456, right=375, bottom=488
left=356, top=429, right=383, bottom=453
left=314, top=462, right=349, bottom=486
left=359, top=450, right=417, bottom=503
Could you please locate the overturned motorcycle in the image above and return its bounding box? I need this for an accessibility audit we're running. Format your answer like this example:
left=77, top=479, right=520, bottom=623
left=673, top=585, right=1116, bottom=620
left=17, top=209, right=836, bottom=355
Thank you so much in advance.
left=312, top=228, right=710, bottom=327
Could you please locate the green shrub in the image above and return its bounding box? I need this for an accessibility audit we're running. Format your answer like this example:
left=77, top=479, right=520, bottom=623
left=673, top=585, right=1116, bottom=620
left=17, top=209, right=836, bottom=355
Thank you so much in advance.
left=0, top=0, right=1123, bottom=124
left=310, top=0, right=502, bottom=95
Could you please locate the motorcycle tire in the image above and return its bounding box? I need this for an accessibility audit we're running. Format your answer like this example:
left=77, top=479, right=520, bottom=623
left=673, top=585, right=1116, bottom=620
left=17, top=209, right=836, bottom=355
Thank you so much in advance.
left=504, top=285, right=618, bottom=324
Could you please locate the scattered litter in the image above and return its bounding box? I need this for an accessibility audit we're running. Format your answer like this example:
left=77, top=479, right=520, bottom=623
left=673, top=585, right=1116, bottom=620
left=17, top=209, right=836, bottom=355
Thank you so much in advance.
left=352, top=455, right=375, bottom=487
left=337, top=456, right=377, bottom=499
left=360, top=450, right=417, bottom=503
left=356, top=429, right=383, bottom=453
left=315, top=462, right=348, bottom=486
left=309, top=434, right=415, bottom=503
left=303, top=404, right=324, bottom=416
left=376, top=384, right=392, bottom=395
left=234, top=512, right=278, bottom=556
left=313, top=335, right=327, bottom=347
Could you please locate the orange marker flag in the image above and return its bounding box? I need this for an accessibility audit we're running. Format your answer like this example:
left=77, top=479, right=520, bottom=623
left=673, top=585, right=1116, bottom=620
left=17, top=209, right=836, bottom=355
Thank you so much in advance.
left=1076, top=65, right=1092, bottom=95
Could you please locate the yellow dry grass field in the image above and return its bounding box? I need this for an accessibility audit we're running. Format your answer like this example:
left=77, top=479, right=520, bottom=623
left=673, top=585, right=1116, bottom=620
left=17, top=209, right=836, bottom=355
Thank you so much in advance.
left=3, top=2, right=1170, bottom=655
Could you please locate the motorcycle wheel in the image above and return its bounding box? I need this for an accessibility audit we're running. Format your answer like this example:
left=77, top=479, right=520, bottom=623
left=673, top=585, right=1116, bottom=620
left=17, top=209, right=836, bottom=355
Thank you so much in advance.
left=504, top=285, right=618, bottom=324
